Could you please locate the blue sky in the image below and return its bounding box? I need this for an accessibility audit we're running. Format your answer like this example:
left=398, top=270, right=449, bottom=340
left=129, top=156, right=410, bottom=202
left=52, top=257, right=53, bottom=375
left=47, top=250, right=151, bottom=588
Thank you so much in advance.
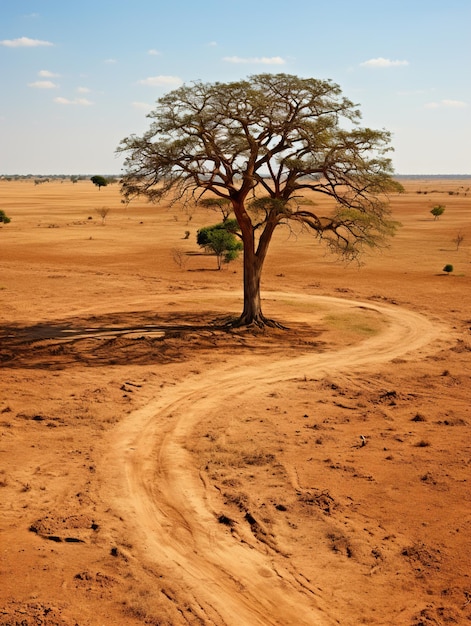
left=1, top=0, right=470, bottom=175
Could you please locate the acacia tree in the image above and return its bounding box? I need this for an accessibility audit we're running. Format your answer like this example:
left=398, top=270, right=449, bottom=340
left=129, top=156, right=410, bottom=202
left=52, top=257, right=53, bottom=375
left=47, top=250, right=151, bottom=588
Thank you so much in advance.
left=118, top=73, right=402, bottom=326
left=90, top=175, right=108, bottom=191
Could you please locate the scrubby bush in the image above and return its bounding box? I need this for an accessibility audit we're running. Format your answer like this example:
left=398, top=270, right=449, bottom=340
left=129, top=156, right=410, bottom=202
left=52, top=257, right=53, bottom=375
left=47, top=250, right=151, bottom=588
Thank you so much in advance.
left=443, top=264, right=453, bottom=275
left=197, top=219, right=243, bottom=269
left=430, top=205, right=445, bottom=220
left=452, top=232, right=464, bottom=250
left=0, top=210, right=11, bottom=225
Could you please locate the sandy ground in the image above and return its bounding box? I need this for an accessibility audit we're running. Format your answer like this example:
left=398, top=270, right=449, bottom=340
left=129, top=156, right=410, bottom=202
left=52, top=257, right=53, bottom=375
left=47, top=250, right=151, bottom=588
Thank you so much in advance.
left=0, top=178, right=470, bottom=625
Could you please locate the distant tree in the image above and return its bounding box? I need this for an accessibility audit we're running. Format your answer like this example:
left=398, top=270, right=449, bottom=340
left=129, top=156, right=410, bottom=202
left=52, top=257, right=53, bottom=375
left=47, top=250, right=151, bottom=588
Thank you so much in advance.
left=90, top=175, right=108, bottom=191
left=443, top=264, right=453, bottom=275
left=0, top=210, right=11, bottom=225
left=70, top=176, right=79, bottom=184
left=119, top=73, right=402, bottom=326
left=452, top=232, right=464, bottom=251
left=197, top=220, right=243, bottom=270
left=431, top=205, right=445, bottom=220
left=198, top=197, right=233, bottom=222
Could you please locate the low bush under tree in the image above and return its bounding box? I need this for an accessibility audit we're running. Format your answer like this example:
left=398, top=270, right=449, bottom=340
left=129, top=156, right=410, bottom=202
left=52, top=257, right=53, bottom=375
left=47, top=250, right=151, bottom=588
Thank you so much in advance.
left=197, top=220, right=243, bottom=269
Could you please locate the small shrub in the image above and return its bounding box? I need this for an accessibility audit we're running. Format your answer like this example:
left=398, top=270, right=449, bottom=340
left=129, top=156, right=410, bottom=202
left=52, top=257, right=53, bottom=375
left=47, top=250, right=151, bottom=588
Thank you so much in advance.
left=443, top=264, right=453, bottom=275
left=431, top=205, right=445, bottom=220
left=411, top=413, right=426, bottom=422
left=95, top=207, right=110, bottom=225
left=0, top=210, right=11, bottom=224
left=452, top=232, right=464, bottom=250
left=171, top=248, right=189, bottom=269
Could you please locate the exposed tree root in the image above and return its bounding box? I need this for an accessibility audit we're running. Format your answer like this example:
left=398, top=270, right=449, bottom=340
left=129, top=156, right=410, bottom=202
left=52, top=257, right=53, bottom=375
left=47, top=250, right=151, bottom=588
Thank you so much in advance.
left=224, top=314, right=288, bottom=330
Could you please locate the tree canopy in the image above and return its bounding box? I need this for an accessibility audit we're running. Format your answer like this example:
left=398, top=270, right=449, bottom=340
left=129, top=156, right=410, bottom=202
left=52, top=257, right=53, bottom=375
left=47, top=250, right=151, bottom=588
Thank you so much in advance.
left=118, top=73, right=402, bottom=326
left=90, top=175, right=108, bottom=190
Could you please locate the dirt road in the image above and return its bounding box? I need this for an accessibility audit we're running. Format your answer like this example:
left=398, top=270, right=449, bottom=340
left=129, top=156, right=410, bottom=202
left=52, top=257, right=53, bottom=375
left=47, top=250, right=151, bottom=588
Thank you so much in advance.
left=100, top=293, right=445, bottom=626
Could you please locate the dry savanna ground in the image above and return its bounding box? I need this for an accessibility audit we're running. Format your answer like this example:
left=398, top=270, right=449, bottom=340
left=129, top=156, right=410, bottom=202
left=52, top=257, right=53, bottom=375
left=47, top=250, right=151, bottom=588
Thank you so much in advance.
left=0, top=178, right=470, bottom=626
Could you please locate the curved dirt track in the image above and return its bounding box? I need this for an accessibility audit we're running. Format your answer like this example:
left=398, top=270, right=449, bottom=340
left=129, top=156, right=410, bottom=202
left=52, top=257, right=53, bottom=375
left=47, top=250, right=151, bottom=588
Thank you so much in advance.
left=101, top=294, right=445, bottom=626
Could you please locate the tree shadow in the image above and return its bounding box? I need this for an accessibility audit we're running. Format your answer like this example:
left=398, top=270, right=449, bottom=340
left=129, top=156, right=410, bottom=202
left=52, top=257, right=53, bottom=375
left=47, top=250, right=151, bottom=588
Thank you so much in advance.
left=0, top=310, right=237, bottom=370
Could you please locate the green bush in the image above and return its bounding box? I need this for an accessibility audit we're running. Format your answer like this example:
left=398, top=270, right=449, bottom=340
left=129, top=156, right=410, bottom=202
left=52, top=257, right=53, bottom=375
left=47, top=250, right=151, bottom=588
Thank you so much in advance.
left=197, top=220, right=242, bottom=269
left=0, top=210, right=11, bottom=224
left=430, top=205, right=445, bottom=220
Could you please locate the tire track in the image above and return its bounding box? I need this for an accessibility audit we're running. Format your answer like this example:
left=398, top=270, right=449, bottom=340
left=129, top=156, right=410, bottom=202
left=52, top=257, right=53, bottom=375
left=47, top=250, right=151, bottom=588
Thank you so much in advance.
left=102, top=294, right=446, bottom=625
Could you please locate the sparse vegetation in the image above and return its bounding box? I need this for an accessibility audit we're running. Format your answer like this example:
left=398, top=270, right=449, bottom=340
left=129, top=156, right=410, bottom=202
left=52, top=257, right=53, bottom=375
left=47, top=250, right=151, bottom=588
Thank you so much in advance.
left=430, top=205, right=445, bottom=220
left=0, top=210, right=11, bottom=225
left=452, top=232, right=464, bottom=250
left=443, top=264, right=453, bottom=275
left=95, top=207, right=110, bottom=225
left=171, top=248, right=189, bottom=269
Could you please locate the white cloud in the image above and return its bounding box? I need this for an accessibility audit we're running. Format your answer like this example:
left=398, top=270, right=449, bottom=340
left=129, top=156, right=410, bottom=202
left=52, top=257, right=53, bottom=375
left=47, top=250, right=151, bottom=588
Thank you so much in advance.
left=360, top=57, right=409, bottom=68
left=77, top=86, right=91, bottom=93
left=441, top=99, right=467, bottom=108
left=147, top=49, right=161, bottom=56
left=38, top=70, right=60, bottom=78
left=138, top=75, right=183, bottom=87
left=425, top=99, right=467, bottom=109
left=132, top=101, right=154, bottom=111
left=28, top=80, right=58, bottom=89
left=0, top=36, right=53, bottom=47
left=54, top=96, right=93, bottom=106
left=223, top=55, right=286, bottom=65
left=104, top=58, right=117, bottom=64
left=208, top=41, right=217, bottom=47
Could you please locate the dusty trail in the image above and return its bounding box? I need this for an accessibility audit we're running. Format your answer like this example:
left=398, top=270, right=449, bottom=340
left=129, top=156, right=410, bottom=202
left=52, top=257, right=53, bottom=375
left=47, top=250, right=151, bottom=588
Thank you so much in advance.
left=101, top=294, right=446, bottom=625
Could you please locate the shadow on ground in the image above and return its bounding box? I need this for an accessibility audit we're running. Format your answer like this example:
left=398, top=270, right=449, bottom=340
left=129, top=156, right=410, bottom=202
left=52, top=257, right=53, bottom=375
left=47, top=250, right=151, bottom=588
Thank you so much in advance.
left=0, top=310, right=324, bottom=370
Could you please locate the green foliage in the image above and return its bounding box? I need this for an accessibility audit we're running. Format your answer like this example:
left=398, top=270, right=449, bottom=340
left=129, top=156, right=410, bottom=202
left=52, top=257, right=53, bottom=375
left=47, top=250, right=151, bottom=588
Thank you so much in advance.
left=90, top=175, right=108, bottom=190
left=431, top=205, right=445, bottom=220
left=119, top=73, right=402, bottom=323
left=0, top=210, right=11, bottom=224
left=197, top=221, right=242, bottom=269
left=443, top=264, right=453, bottom=274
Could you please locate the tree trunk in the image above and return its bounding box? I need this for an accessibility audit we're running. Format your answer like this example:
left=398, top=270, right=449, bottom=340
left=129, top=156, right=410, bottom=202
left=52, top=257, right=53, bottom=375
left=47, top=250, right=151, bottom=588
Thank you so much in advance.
left=230, top=201, right=281, bottom=327
left=238, top=250, right=264, bottom=325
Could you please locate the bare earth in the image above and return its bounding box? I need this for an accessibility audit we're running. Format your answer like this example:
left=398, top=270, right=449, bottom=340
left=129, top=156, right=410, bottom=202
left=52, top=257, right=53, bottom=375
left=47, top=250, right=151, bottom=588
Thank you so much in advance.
left=0, top=179, right=470, bottom=626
